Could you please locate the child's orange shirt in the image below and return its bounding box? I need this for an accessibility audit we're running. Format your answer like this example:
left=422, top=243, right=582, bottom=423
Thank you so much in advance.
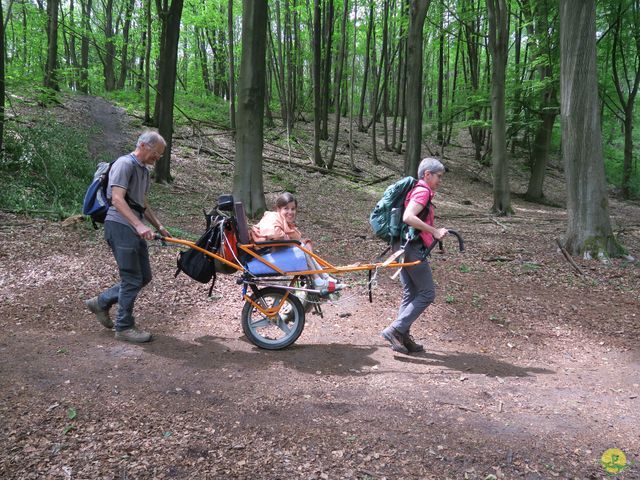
left=250, top=211, right=302, bottom=242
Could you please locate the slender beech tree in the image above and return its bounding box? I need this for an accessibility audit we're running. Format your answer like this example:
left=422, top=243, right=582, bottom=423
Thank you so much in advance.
left=320, top=0, right=334, bottom=140
left=609, top=0, right=640, bottom=200
left=233, top=0, right=268, bottom=216
left=487, top=0, right=511, bottom=215
left=44, top=0, right=59, bottom=91
left=196, top=27, right=212, bottom=93
left=153, top=0, right=184, bottom=183
left=523, top=0, right=559, bottom=203
left=0, top=1, right=4, bottom=153
left=559, top=0, right=620, bottom=257
left=312, top=0, right=324, bottom=166
left=328, top=0, right=349, bottom=169
left=348, top=0, right=358, bottom=170
left=436, top=2, right=444, bottom=146
left=461, top=0, right=483, bottom=162
left=143, top=0, right=152, bottom=123
left=79, top=0, right=92, bottom=93
left=358, top=0, right=374, bottom=132
left=102, top=0, right=116, bottom=91
left=404, top=0, right=430, bottom=176
left=228, top=0, right=236, bottom=130
left=116, top=0, right=135, bottom=89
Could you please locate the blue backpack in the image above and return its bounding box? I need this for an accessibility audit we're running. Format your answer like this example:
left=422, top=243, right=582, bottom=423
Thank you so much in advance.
left=82, top=161, right=113, bottom=228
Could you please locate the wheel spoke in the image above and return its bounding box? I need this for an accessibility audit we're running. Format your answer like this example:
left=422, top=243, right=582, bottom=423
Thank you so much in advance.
left=277, top=317, right=292, bottom=334
left=251, top=317, right=271, bottom=329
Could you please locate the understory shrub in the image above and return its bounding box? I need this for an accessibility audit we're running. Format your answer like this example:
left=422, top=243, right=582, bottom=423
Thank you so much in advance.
left=0, top=119, right=94, bottom=218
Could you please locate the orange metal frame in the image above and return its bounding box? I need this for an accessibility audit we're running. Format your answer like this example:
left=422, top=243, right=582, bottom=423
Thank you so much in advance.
left=159, top=236, right=420, bottom=318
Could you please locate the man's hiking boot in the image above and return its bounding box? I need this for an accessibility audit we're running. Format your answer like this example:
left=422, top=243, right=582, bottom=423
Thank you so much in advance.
left=115, top=328, right=152, bottom=343
left=85, top=297, right=113, bottom=329
left=403, top=332, right=424, bottom=353
left=381, top=326, right=409, bottom=354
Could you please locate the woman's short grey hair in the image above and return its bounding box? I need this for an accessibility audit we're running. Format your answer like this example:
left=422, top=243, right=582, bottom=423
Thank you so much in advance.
left=417, top=157, right=445, bottom=179
left=136, top=130, right=166, bottom=148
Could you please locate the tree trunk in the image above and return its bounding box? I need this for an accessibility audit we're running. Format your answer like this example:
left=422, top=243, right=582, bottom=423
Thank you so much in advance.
left=404, top=0, right=430, bottom=176
left=233, top=0, right=268, bottom=216
left=0, top=1, right=4, bottom=152
left=396, top=37, right=407, bottom=154
left=559, top=0, right=620, bottom=257
left=327, top=0, right=349, bottom=169
left=116, top=0, right=135, bottom=89
left=228, top=0, right=236, bottom=130
left=68, top=0, right=79, bottom=90
left=44, top=0, right=59, bottom=91
left=523, top=0, right=558, bottom=202
left=358, top=0, right=374, bottom=132
left=79, top=0, right=92, bottom=94
left=462, top=0, right=482, bottom=162
left=284, top=0, right=294, bottom=131
left=525, top=108, right=556, bottom=201
left=487, top=0, right=511, bottom=215
left=320, top=0, right=334, bottom=140
left=436, top=7, right=444, bottom=146
left=136, top=30, right=146, bottom=92
left=154, top=0, right=184, bottom=184
left=273, top=0, right=288, bottom=124
left=103, top=0, right=116, bottom=91
left=143, top=0, right=151, bottom=123
left=370, top=20, right=379, bottom=164
left=196, top=27, right=212, bottom=93
left=312, top=0, right=324, bottom=166
left=610, top=0, right=640, bottom=200
left=381, top=0, right=390, bottom=151
left=348, top=0, right=358, bottom=171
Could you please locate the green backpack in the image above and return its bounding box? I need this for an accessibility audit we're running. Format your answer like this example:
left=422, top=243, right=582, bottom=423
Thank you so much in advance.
left=369, top=176, right=418, bottom=244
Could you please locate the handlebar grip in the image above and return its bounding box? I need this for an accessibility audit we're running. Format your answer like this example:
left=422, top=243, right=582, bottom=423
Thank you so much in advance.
left=448, top=230, right=465, bottom=252
left=424, top=229, right=465, bottom=258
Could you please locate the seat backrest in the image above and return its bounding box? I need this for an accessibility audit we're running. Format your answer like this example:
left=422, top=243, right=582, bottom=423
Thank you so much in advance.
left=234, top=201, right=250, bottom=244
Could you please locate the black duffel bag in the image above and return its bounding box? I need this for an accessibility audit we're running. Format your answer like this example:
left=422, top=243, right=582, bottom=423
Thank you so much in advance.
left=175, top=226, right=220, bottom=284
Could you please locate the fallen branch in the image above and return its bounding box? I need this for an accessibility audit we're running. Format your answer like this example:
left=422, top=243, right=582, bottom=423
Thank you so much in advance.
left=489, top=216, right=508, bottom=232
left=483, top=256, right=514, bottom=262
left=555, top=238, right=585, bottom=276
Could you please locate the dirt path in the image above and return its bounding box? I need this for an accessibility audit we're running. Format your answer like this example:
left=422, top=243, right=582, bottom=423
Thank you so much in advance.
left=1, top=97, right=639, bottom=479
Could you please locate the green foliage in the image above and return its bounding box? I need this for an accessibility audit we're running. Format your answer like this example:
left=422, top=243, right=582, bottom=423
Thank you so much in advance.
left=0, top=119, right=94, bottom=218
left=603, top=142, right=640, bottom=199
left=471, top=293, right=482, bottom=308
left=521, top=262, right=542, bottom=272
left=269, top=172, right=297, bottom=194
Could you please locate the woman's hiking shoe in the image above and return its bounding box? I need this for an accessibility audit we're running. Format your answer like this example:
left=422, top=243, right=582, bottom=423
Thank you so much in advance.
left=403, top=332, right=424, bottom=353
left=380, top=326, right=409, bottom=354
left=85, top=297, right=113, bottom=329
left=115, top=328, right=152, bottom=343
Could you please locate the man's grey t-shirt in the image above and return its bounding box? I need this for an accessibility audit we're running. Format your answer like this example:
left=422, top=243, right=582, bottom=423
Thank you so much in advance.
left=105, top=153, right=150, bottom=229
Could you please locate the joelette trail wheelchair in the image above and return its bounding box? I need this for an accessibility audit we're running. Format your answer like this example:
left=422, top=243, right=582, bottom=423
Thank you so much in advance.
left=157, top=195, right=464, bottom=350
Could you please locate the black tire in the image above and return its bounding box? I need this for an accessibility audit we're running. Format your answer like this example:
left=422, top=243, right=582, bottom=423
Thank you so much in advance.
left=241, top=287, right=306, bottom=350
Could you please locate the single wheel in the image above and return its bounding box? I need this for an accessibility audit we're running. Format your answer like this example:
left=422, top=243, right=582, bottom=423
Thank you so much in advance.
left=241, top=287, right=305, bottom=349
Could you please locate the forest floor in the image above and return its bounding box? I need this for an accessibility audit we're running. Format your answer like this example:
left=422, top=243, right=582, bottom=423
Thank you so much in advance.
left=1, top=95, right=640, bottom=480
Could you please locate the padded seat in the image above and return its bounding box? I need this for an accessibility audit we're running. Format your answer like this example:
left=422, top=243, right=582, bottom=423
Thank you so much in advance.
left=234, top=201, right=251, bottom=244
